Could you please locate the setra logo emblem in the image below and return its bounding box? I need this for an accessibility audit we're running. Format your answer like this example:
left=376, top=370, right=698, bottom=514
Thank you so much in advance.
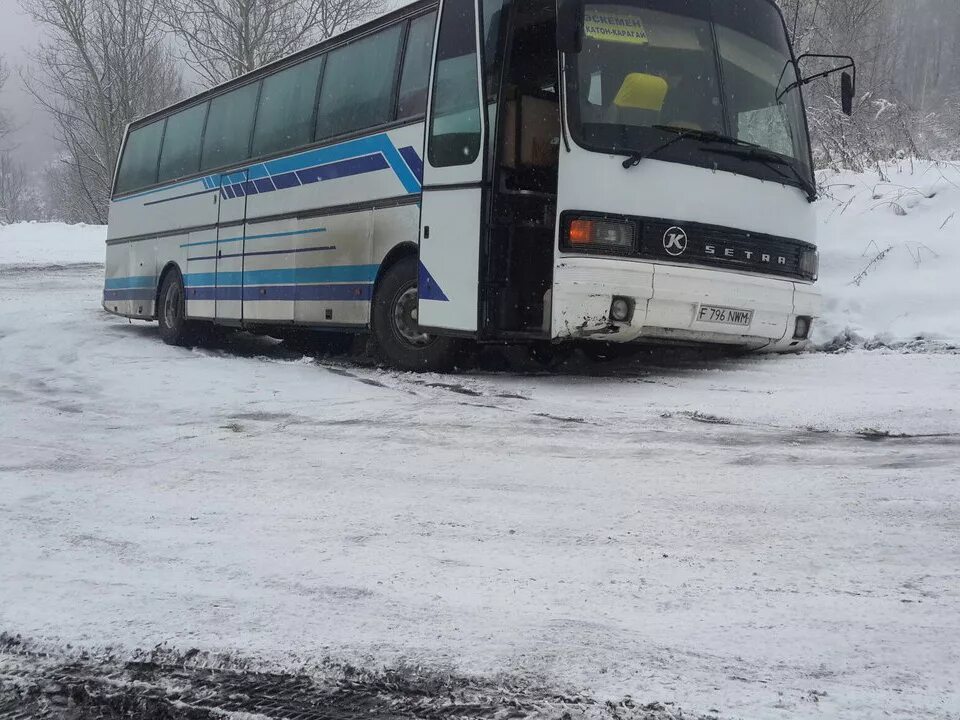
left=663, top=226, right=688, bottom=256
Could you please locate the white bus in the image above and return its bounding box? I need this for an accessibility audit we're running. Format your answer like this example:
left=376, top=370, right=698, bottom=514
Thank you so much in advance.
left=104, top=0, right=855, bottom=370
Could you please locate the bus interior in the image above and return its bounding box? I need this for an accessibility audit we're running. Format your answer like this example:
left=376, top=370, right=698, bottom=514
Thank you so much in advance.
left=483, top=0, right=560, bottom=338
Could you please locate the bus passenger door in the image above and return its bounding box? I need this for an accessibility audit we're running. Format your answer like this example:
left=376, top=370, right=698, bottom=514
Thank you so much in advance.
left=417, top=0, right=486, bottom=334
left=215, top=170, right=249, bottom=322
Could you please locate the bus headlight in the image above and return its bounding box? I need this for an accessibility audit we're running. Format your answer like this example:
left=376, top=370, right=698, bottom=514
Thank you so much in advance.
left=799, top=248, right=819, bottom=280
left=564, top=217, right=636, bottom=254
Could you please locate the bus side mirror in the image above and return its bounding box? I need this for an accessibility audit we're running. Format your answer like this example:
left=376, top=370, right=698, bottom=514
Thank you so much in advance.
left=556, top=0, right=582, bottom=55
left=841, top=71, right=855, bottom=116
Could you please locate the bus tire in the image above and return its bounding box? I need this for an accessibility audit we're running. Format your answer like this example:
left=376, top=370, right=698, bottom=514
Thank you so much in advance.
left=371, top=256, right=459, bottom=372
left=157, top=269, right=200, bottom=346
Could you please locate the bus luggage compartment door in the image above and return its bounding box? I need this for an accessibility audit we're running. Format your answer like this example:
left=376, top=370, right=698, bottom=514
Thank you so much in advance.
left=215, top=170, right=249, bottom=321
left=417, top=0, right=485, bottom=334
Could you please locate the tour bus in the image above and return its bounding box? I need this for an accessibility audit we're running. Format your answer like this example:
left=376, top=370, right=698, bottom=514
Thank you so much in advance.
left=104, top=0, right=855, bottom=370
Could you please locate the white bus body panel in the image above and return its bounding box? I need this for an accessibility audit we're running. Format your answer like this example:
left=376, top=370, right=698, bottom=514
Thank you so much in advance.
left=552, top=145, right=820, bottom=350
left=104, top=124, right=425, bottom=328
left=417, top=189, right=483, bottom=331
left=416, top=0, right=487, bottom=334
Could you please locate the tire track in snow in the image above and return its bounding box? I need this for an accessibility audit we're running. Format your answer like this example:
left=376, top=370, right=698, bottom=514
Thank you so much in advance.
left=0, top=638, right=707, bottom=720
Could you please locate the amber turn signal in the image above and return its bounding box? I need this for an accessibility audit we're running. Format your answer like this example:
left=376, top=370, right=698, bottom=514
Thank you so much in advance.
left=568, top=219, right=595, bottom=245
left=563, top=217, right=636, bottom=253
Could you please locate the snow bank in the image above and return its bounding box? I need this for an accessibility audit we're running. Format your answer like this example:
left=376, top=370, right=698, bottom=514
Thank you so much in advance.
left=0, top=222, right=106, bottom=266
left=814, top=160, right=960, bottom=347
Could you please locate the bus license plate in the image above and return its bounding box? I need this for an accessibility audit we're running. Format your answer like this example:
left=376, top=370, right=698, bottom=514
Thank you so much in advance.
left=697, top=304, right=753, bottom=327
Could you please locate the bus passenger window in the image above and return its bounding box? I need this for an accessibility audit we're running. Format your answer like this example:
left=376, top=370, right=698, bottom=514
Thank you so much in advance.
left=428, top=0, right=481, bottom=167
left=315, top=26, right=404, bottom=140
left=252, top=55, right=324, bottom=158
left=157, top=102, right=207, bottom=183
left=201, top=82, right=260, bottom=171
left=397, top=12, right=437, bottom=120
left=115, top=121, right=165, bottom=193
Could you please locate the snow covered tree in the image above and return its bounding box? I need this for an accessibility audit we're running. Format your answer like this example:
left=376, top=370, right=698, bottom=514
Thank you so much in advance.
left=157, top=0, right=386, bottom=87
left=777, top=0, right=960, bottom=168
left=20, top=0, right=184, bottom=224
left=0, top=152, right=43, bottom=224
left=0, top=57, right=12, bottom=145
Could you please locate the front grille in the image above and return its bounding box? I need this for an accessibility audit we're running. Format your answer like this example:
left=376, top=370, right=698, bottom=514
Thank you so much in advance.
left=560, top=212, right=817, bottom=281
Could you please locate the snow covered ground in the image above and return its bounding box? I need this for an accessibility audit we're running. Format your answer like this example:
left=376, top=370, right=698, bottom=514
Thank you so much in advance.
left=1, top=168, right=959, bottom=720
left=0, top=222, right=106, bottom=266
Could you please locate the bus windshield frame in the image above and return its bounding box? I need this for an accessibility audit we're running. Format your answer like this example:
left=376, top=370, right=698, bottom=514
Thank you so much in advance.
left=564, top=0, right=814, bottom=195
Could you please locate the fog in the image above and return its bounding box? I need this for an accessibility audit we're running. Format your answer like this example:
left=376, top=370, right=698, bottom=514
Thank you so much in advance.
left=0, top=0, right=57, bottom=165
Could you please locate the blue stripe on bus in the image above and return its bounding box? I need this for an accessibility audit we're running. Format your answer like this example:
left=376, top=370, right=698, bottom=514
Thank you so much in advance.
left=186, top=283, right=373, bottom=302
left=295, top=153, right=387, bottom=185
left=104, top=275, right=155, bottom=290
left=115, top=177, right=208, bottom=202
left=179, top=226, right=327, bottom=249
left=115, top=134, right=422, bottom=204
left=244, top=264, right=379, bottom=285
left=182, top=263, right=379, bottom=288
left=398, top=145, right=423, bottom=184
left=189, top=245, right=336, bottom=262
left=184, top=272, right=221, bottom=286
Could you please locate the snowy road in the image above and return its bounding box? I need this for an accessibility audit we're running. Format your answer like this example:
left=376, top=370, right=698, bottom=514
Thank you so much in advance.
left=1, top=261, right=959, bottom=719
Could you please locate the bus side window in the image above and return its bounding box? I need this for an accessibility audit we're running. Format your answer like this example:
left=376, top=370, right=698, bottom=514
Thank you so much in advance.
left=115, top=121, right=165, bottom=194
left=252, top=55, right=325, bottom=158
left=201, top=82, right=260, bottom=172
left=397, top=12, right=437, bottom=120
left=427, top=0, right=482, bottom=167
left=315, top=25, right=404, bottom=140
left=157, top=102, right=208, bottom=183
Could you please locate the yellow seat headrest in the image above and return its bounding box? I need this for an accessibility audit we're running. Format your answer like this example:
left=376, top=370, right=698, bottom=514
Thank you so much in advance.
left=613, top=73, right=669, bottom=111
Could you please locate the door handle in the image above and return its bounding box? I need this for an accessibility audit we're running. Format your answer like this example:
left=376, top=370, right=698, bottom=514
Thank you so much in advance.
left=423, top=225, right=430, bottom=239
left=218, top=249, right=222, bottom=259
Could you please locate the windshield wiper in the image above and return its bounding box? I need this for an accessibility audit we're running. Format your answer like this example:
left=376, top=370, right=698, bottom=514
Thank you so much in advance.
left=701, top=145, right=818, bottom=202
left=619, top=125, right=817, bottom=201
left=650, top=124, right=741, bottom=146
left=620, top=127, right=698, bottom=169
left=648, top=126, right=817, bottom=201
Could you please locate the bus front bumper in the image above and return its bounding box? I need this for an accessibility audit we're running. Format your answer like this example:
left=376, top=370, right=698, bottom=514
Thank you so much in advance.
left=550, top=258, right=820, bottom=352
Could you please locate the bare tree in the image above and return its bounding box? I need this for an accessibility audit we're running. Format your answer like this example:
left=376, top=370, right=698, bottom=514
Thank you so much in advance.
left=0, top=56, right=13, bottom=145
left=158, top=0, right=386, bottom=87
left=20, top=0, right=184, bottom=224
left=0, top=152, right=40, bottom=224
left=37, top=159, right=88, bottom=223
left=777, top=0, right=960, bottom=167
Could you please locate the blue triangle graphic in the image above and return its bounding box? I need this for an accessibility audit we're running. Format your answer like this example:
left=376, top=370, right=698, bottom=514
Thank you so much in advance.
left=418, top=260, right=449, bottom=302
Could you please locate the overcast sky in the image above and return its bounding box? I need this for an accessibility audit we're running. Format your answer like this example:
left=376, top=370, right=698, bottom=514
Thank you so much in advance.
left=1, top=0, right=59, bottom=166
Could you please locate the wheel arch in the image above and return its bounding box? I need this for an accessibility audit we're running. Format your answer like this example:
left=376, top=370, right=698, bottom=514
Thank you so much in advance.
left=154, top=261, right=184, bottom=320
left=373, top=242, right=418, bottom=301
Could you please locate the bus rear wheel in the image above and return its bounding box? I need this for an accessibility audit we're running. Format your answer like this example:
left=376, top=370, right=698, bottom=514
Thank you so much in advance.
left=371, top=256, right=459, bottom=372
left=157, top=270, right=201, bottom=346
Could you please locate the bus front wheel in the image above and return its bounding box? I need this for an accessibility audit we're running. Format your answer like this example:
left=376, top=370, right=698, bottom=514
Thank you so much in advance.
left=157, top=270, right=201, bottom=346
left=371, top=256, right=459, bottom=372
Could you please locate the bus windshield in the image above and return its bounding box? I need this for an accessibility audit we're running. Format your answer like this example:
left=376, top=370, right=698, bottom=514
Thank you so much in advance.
left=567, top=0, right=812, bottom=186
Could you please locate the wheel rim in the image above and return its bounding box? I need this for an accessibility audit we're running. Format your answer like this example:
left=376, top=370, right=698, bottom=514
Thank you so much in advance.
left=391, top=285, right=434, bottom=348
left=162, top=279, right=182, bottom=329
